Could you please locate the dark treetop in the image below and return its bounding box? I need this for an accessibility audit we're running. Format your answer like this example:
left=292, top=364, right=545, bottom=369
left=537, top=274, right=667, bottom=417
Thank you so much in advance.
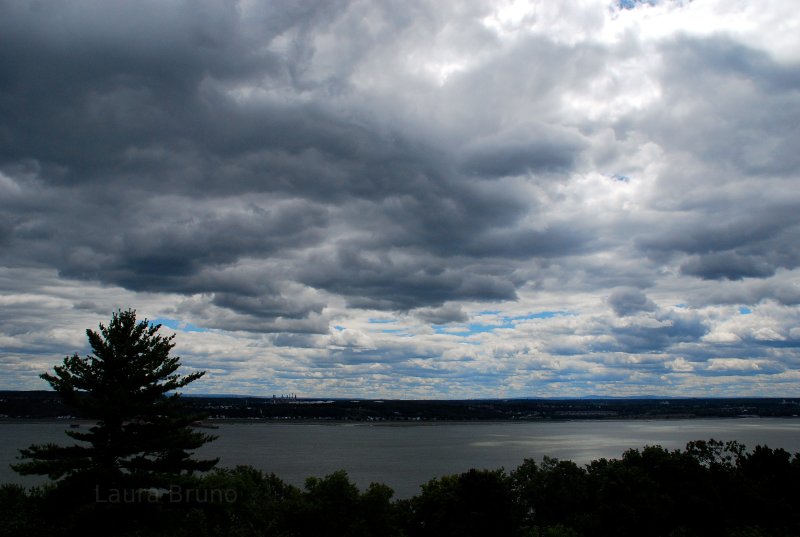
left=12, top=310, right=217, bottom=492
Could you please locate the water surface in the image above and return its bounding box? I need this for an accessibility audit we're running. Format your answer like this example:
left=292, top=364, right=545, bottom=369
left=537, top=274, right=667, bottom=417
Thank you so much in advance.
left=3, top=418, right=799, bottom=498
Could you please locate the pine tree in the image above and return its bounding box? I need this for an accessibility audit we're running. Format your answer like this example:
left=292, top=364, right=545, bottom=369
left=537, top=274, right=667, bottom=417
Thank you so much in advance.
left=13, top=309, right=218, bottom=494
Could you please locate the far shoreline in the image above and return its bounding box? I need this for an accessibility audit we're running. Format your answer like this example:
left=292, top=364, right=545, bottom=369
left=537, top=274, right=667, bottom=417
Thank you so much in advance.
left=2, top=414, right=798, bottom=426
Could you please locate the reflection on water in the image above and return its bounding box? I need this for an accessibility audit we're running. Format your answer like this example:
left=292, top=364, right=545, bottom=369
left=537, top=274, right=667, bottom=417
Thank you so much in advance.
left=2, top=418, right=799, bottom=498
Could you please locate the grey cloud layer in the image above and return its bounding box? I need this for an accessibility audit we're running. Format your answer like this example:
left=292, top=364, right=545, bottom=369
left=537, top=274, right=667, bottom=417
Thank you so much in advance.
left=0, top=0, right=599, bottom=322
left=1, top=0, right=799, bottom=395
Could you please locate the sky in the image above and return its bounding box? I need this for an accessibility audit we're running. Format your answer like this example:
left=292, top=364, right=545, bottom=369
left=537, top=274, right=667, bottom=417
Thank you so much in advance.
left=1, top=0, right=799, bottom=398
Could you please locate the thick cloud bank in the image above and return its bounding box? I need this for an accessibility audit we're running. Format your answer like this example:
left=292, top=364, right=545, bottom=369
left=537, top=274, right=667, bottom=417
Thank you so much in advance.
left=1, top=0, right=799, bottom=397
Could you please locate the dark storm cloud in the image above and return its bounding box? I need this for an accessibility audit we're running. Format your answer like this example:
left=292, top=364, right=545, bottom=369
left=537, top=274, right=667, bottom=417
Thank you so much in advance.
left=0, top=0, right=356, bottom=168
left=636, top=207, right=800, bottom=281
left=412, top=304, right=469, bottom=325
left=464, top=223, right=591, bottom=259
left=680, top=252, right=776, bottom=281
left=608, top=287, right=656, bottom=317
left=586, top=289, right=711, bottom=355
left=1, top=2, right=246, bottom=171
left=651, top=36, right=800, bottom=176
left=637, top=207, right=799, bottom=256
left=624, top=34, right=800, bottom=286
left=59, top=199, right=329, bottom=282
left=298, top=246, right=518, bottom=311
left=459, top=124, right=587, bottom=177
left=694, top=279, right=800, bottom=307
left=594, top=311, right=709, bottom=354
left=0, top=0, right=604, bottom=324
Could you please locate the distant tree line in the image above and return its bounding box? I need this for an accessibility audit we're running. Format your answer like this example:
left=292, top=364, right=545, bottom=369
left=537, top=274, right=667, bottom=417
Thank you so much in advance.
left=2, top=439, right=800, bottom=537
left=5, top=392, right=800, bottom=421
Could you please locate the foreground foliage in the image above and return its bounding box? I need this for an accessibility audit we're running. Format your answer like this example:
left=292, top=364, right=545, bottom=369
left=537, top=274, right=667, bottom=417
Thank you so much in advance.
left=2, top=439, right=799, bottom=537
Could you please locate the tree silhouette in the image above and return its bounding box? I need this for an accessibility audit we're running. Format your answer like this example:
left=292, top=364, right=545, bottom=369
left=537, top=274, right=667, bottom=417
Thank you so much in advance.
left=13, top=309, right=218, bottom=495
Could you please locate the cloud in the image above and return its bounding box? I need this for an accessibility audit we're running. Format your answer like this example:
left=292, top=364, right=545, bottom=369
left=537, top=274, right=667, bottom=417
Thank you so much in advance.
left=1, top=0, right=799, bottom=396
left=459, top=124, right=587, bottom=177
left=608, top=288, right=657, bottom=317
left=413, top=304, right=470, bottom=324
left=680, top=252, right=776, bottom=281
left=606, top=310, right=709, bottom=354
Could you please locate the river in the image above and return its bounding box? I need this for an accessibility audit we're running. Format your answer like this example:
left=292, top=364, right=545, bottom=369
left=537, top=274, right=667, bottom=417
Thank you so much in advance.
left=2, top=418, right=799, bottom=498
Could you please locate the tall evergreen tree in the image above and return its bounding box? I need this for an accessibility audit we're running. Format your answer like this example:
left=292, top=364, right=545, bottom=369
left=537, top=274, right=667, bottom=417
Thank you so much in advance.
left=13, top=309, right=218, bottom=493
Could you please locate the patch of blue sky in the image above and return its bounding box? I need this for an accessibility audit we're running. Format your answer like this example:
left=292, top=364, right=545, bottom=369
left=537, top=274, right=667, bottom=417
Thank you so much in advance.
left=433, top=322, right=512, bottom=337
left=151, top=318, right=207, bottom=333
left=368, top=318, right=396, bottom=324
left=333, top=325, right=345, bottom=331
left=466, top=322, right=513, bottom=333
left=433, top=311, right=572, bottom=337
left=618, top=0, right=659, bottom=10
left=510, top=311, right=569, bottom=321
left=739, top=307, right=752, bottom=315
left=432, top=325, right=459, bottom=335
